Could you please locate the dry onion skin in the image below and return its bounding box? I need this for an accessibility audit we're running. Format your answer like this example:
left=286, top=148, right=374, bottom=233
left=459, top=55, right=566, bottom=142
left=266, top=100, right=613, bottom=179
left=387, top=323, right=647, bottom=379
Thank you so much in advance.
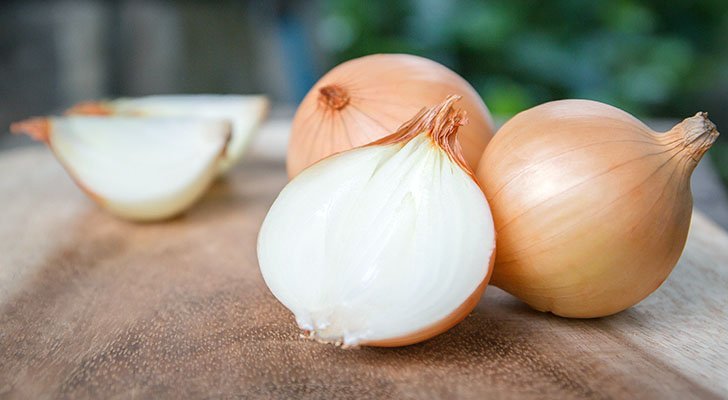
left=287, top=53, right=495, bottom=178
left=476, top=99, right=719, bottom=318
left=11, top=116, right=231, bottom=221
left=258, top=96, right=495, bottom=347
left=68, top=94, right=269, bottom=173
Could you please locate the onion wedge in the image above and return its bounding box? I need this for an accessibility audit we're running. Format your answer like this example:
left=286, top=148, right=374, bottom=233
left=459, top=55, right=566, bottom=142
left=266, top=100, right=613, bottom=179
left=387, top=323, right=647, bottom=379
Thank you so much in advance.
left=68, top=94, right=269, bottom=173
left=11, top=116, right=231, bottom=221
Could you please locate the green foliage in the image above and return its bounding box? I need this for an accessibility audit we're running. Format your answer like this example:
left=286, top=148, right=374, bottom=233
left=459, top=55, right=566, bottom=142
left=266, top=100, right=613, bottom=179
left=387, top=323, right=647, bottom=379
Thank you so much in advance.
left=320, top=0, right=728, bottom=119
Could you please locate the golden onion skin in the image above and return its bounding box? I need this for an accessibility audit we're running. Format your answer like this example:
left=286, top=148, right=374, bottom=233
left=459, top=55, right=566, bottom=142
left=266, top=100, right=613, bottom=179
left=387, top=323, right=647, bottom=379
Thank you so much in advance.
left=476, top=99, right=718, bottom=318
left=287, top=53, right=495, bottom=178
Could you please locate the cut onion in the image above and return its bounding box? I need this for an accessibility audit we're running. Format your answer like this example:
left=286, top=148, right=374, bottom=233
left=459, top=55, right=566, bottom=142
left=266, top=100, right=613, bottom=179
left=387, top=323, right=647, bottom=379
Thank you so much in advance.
left=258, top=96, right=495, bottom=346
left=11, top=116, right=231, bottom=221
left=68, top=94, right=269, bottom=172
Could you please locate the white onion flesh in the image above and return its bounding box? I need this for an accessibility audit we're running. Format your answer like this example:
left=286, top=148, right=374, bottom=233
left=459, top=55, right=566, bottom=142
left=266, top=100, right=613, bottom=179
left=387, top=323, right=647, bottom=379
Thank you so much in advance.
left=49, top=116, right=231, bottom=221
left=258, top=133, right=495, bottom=346
left=89, top=94, right=269, bottom=172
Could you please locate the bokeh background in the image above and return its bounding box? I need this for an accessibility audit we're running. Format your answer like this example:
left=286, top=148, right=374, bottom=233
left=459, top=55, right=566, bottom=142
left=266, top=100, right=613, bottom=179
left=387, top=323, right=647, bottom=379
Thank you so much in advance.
left=2, top=0, right=728, bottom=221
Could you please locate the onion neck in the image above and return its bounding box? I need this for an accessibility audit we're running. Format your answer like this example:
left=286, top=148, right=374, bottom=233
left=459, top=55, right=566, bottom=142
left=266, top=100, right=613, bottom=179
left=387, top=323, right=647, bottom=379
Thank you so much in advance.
left=671, top=112, right=720, bottom=164
left=318, top=85, right=350, bottom=111
left=368, top=94, right=472, bottom=176
left=10, top=117, right=51, bottom=143
left=66, top=101, right=113, bottom=116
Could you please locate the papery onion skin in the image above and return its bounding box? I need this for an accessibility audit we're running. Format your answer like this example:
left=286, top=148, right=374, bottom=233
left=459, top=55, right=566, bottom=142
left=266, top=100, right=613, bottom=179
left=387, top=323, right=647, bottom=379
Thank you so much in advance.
left=287, top=53, right=495, bottom=178
left=476, top=100, right=719, bottom=318
left=259, top=96, right=496, bottom=347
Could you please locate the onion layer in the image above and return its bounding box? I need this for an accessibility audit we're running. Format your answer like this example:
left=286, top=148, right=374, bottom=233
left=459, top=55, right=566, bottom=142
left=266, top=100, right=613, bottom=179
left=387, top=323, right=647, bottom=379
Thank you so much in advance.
left=259, top=96, right=495, bottom=346
left=476, top=99, right=719, bottom=318
left=287, top=54, right=495, bottom=178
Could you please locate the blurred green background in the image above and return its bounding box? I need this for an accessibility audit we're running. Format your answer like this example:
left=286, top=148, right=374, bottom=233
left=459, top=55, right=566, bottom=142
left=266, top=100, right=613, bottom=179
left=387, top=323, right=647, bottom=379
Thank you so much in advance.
left=2, top=0, right=727, bottom=185
left=324, top=0, right=727, bottom=117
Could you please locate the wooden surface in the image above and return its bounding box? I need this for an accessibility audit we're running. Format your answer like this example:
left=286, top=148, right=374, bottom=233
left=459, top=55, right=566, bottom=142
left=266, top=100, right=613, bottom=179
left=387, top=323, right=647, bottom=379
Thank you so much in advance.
left=1, top=120, right=728, bottom=399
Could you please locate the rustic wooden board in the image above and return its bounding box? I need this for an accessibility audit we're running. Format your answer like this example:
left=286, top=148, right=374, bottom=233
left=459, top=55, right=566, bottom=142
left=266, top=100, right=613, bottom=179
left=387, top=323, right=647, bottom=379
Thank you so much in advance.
left=1, top=122, right=727, bottom=399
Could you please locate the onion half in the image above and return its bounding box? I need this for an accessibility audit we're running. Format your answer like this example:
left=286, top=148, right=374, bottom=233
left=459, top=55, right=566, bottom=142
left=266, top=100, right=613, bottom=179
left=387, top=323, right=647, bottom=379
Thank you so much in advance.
left=259, top=96, right=496, bottom=346
left=11, top=116, right=231, bottom=221
left=68, top=94, right=269, bottom=173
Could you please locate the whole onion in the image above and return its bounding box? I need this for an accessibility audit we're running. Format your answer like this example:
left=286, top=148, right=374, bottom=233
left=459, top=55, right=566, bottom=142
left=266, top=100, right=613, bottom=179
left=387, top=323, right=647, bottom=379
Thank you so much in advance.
left=476, top=100, right=719, bottom=318
left=287, top=53, right=495, bottom=178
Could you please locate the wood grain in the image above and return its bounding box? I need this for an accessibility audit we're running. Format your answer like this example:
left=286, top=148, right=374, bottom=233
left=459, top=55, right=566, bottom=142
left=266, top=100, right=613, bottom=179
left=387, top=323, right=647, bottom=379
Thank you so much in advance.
left=1, top=123, right=727, bottom=399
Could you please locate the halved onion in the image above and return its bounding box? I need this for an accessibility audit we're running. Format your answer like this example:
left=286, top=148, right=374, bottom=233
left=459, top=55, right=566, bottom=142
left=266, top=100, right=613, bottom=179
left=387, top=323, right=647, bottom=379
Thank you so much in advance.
left=258, top=96, right=495, bottom=346
left=68, top=94, right=269, bottom=172
left=11, top=116, right=231, bottom=221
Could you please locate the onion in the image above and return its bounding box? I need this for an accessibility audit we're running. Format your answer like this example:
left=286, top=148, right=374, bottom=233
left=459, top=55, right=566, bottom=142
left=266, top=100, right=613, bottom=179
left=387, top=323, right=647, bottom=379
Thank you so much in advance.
left=476, top=99, right=719, bottom=318
left=259, top=96, right=496, bottom=346
left=68, top=94, right=269, bottom=173
left=287, top=54, right=495, bottom=178
left=11, top=116, right=231, bottom=221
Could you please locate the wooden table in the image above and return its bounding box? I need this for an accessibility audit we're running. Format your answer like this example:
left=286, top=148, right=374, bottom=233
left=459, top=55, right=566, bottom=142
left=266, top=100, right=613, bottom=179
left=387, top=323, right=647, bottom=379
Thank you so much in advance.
left=1, top=120, right=727, bottom=399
